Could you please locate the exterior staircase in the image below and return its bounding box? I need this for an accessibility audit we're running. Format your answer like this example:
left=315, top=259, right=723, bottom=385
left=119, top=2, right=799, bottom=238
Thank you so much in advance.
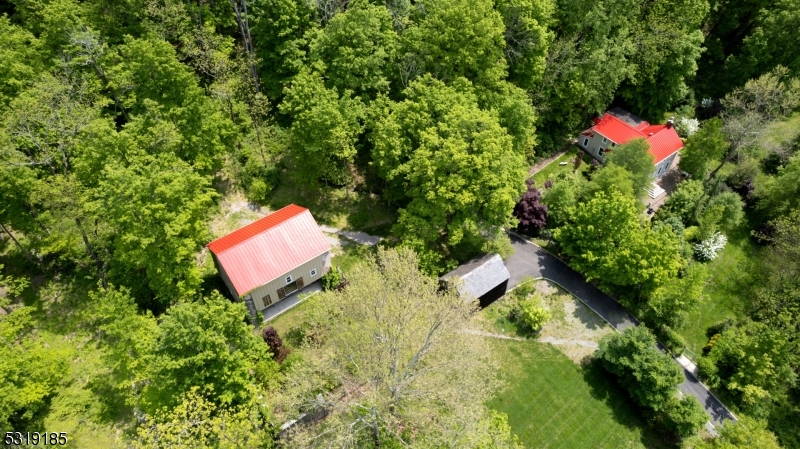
left=646, top=183, right=666, bottom=199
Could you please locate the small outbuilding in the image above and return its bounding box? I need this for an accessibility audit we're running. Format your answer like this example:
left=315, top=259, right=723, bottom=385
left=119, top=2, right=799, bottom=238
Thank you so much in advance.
left=440, top=253, right=511, bottom=307
left=207, top=204, right=331, bottom=317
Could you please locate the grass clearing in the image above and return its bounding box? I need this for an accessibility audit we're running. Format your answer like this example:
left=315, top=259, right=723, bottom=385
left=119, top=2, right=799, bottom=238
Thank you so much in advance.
left=487, top=338, right=669, bottom=449
left=331, top=240, right=376, bottom=275
left=758, top=111, right=800, bottom=148
left=678, top=217, right=756, bottom=354
left=532, top=147, right=592, bottom=187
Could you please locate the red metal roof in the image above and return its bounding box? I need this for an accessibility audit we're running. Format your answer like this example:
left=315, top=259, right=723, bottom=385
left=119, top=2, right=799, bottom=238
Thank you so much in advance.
left=644, top=125, right=684, bottom=164
left=207, top=205, right=331, bottom=296
left=592, top=114, right=645, bottom=144
left=589, top=113, right=683, bottom=164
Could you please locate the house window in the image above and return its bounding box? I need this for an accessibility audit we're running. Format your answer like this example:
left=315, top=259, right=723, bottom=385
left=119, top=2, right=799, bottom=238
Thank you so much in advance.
left=310, top=268, right=317, bottom=277
left=611, top=142, right=616, bottom=147
left=263, top=294, right=273, bottom=306
left=602, top=136, right=607, bottom=143
left=285, top=275, right=292, bottom=284
left=582, top=137, right=589, bottom=147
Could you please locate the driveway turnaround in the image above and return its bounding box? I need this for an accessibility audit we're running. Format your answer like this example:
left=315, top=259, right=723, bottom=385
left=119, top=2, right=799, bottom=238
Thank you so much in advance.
left=505, top=233, right=737, bottom=426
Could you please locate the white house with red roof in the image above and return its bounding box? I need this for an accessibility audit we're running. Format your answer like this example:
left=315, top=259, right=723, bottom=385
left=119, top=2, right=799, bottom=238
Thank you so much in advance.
left=578, top=107, right=684, bottom=180
left=207, top=204, right=331, bottom=316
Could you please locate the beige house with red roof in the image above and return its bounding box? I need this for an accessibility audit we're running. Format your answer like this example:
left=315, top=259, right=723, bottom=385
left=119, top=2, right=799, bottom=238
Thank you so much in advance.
left=207, top=204, right=331, bottom=316
left=578, top=107, right=684, bottom=180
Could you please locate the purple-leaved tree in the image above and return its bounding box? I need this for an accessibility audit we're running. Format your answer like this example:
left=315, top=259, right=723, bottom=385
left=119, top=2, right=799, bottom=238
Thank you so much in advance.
left=514, top=179, right=548, bottom=235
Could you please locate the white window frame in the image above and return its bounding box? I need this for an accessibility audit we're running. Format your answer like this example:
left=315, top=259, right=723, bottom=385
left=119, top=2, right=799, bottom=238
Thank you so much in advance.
left=582, top=137, right=589, bottom=147
left=611, top=142, right=616, bottom=147
left=602, top=136, right=608, bottom=143
left=285, top=275, right=293, bottom=284
left=310, top=268, right=317, bottom=277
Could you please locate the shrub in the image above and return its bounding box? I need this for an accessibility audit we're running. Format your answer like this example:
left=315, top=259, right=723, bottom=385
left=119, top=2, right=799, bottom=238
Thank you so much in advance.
left=693, top=232, right=727, bottom=261
left=658, top=325, right=687, bottom=355
left=518, top=297, right=550, bottom=333
left=697, top=356, right=720, bottom=387
left=348, top=209, right=370, bottom=228
left=262, top=326, right=291, bottom=363
left=661, top=396, right=708, bottom=438
left=675, top=117, right=699, bottom=137
left=321, top=268, right=343, bottom=291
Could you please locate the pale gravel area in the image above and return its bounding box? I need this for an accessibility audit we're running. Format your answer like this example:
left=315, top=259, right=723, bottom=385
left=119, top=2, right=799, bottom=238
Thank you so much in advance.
left=535, top=280, right=616, bottom=364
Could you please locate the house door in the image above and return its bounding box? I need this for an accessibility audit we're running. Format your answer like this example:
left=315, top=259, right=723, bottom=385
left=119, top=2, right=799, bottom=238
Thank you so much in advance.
left=277, top=277, right=304, bottom=301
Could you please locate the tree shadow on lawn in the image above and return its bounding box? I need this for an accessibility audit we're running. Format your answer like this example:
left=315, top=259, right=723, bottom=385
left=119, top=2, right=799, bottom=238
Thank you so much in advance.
left=582, top=358, right=680, bottom=449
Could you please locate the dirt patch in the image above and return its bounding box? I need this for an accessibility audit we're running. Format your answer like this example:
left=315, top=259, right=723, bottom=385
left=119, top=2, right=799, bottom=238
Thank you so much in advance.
left=536, top=280, right=615, bottom=364
left=208, top=191, right=269, bottom=240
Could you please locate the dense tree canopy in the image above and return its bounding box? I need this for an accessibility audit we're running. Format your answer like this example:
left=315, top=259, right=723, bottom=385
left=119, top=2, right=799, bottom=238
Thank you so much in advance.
left=4, top=0, right=800, bottom=445
left=553, top=190, right=682, bottom=293
left=371, top=76, right=527, bottom=271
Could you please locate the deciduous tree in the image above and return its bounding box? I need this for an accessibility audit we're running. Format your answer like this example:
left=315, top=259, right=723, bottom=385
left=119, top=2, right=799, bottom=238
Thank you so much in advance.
left=280, top=68, right=365, bottom=191
left=553, top=190, right=682, bottom=293
left=309, top=3, right=398, bottom=101
left=91, top=154, right=217, bottom=306
left=606, top=137, right=656, bottom=195
left=141, top=293, right=277, bottom=414
left=678, top=118, right=728, bottom=180
left=371, top=76, right=526, bottom=272
left=279, top=247, right=499, bottom=447
left=597, top=326, right=683, bottom=412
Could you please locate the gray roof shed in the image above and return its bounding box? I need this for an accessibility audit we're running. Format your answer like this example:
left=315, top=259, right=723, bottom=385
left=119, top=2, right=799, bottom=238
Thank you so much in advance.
left=441, top=253, right=510, bottom=300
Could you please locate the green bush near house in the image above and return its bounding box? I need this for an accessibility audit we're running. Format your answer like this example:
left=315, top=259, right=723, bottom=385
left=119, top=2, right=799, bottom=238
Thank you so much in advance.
left=321, top=268, right=343, bottom=291
left=518, top=297, right=551, bottom=333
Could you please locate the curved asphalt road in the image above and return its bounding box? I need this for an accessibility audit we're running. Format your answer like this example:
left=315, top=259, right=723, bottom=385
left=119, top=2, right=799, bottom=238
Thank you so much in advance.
left=505, top=233, right=737, bottom=426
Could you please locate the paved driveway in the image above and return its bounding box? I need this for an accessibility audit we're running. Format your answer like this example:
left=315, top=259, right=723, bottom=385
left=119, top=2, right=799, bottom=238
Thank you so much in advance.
left=505, top=233, right=736, bottom=426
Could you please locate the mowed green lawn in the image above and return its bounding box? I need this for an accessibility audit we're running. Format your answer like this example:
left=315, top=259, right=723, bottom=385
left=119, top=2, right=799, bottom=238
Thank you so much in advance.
left=531, top=148, right=592, bottom=187
left=487, top=339, right=669, bottom=449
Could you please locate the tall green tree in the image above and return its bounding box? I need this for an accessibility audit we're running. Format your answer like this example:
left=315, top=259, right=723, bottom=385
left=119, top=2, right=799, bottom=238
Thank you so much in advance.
left=308, top=3, right=398, bottom=101
left=605, top=137, right=656, bottom=194
left=0, top=307, right=72, bottom=430
left=401, top=0, right=508, bottom=88
left=532, top=0, right=638, bottom=152
left=701, top=321, right=797, bottom=413
left=646, top=263, right=708, bottom=328
left=370, top=76, right=526, bottom=272
left=757, top=155, right=800, bottom=219
left=141, top=293, right=277, bottom=414
left=280, top=68, right=365, bottom=190
left=106, top=36, right=234, bottom=171
left=684, top=416, right=782, bottom=449
left=584, top=164, right=637, bottom=199
left=678, top=118, right=728, bottom=180
left=496, top=0, right=555, bottom=91
left=250, top=0, right=316, bottom=100
left=0, top=16, right=41, bottom=110
left=618, top=0, right=707, bottom=121
left=553, top=190, right=682, bottom=293
left=91, top=154, right=217, bottom=306
left=597, top=326, right=683, bottom=411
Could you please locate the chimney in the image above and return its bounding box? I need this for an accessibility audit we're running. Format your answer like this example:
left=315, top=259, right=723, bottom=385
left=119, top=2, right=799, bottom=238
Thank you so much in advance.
left=666, top=116, right=675, bottom=129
